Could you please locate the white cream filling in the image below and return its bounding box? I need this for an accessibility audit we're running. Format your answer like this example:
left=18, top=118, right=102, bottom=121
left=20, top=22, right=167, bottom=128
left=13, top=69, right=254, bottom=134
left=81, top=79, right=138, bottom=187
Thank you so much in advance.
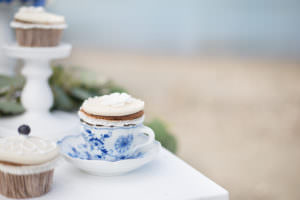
left=14, top=6, right=65, bottom=24
left=78, top=110, right=145, bottom=127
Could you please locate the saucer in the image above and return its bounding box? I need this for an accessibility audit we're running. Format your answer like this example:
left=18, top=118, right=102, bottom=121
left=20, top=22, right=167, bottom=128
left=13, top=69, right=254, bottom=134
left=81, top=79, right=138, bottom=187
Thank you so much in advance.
left=57, top=134, right=161, bottom=176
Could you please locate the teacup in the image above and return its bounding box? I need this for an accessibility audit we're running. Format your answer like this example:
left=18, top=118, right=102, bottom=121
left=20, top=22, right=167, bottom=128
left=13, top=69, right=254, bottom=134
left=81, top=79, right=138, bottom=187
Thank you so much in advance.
left=80, top=123, right=155, bottom=160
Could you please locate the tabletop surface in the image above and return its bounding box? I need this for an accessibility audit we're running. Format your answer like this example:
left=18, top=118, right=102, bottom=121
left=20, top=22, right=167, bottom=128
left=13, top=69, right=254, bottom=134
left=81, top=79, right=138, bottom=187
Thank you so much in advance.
left=6, top=148, right=229, bottom=200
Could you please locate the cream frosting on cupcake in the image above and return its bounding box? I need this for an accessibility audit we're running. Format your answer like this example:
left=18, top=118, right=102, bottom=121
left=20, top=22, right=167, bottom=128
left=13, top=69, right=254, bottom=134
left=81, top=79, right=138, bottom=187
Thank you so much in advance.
left=11, top=7, right=67, bottom=30
left=81, top=93, right=144, bottom=116
left=0, top=135, right=59, bottom=165
left=0, top=125, right=60, bottom=199
left=14, top=6, right=65, bottom=25
left=10, top=6, right=67, bottom=47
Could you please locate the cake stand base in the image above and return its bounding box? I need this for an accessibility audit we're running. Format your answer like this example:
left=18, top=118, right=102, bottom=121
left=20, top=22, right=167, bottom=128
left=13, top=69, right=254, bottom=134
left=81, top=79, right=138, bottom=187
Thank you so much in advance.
left=0, top=44, right=75, bottom=139
left=0, top=111, right=79, bottom=139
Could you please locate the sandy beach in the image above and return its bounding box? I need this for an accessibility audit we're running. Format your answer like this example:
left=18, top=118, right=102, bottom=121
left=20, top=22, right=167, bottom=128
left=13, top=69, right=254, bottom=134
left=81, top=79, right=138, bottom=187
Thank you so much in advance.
left=62, top=49, right=300, bottom=200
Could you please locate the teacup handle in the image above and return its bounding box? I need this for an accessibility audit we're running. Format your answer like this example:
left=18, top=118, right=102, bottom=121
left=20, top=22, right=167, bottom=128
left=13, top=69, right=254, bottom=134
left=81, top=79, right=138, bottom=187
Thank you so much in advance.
left=129, top=125, right=155, bottom=154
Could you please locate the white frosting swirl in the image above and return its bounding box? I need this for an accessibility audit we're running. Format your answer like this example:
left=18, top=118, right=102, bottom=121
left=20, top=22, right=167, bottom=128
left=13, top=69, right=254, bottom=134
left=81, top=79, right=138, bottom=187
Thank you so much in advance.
left=14, top=6, right=65, bottom=25
left=0, top=136, right=59, bottom=165
left=81, top=93, right=144, bottom=116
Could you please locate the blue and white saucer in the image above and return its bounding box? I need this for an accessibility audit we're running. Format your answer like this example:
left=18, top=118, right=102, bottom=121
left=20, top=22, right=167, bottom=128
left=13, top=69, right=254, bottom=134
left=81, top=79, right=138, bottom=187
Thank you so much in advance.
left=57, top=134, right=161, bottom=176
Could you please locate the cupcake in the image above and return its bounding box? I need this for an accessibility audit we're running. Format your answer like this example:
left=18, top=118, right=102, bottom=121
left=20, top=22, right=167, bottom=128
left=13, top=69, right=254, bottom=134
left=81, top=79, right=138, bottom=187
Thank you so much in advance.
left=78, top=93, right=145, bottom=127
left=0, top=125, right=60, bottom=199
left=10, top=7, right=67, bottom=47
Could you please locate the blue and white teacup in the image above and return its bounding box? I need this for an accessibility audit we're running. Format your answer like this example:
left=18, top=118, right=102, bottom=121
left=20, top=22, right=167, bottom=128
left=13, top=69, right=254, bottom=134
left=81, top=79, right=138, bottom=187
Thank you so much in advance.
left=80, top=123, right=155, bottom=160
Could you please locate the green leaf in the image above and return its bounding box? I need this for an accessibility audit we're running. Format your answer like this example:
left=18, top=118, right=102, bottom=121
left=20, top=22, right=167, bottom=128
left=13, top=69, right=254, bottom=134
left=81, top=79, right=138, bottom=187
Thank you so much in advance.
left=0, top=100, right=25, bottom=115
left=0, top=86, right=10, bottom=96
left=0, top=75, right=25, bottom=97
left=0, top=75, right=13, bottom=89
left=146, top=118, right=177, bottom=153
left=0, top=75, right=25, bottom=90
left=52, top=85, right=77, bottom=111
left=69, top=87, right=94, bottom=101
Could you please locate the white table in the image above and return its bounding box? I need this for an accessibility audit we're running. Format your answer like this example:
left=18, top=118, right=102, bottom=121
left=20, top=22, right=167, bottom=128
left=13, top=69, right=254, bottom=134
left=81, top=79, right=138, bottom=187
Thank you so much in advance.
left=0, top=110, right=228, bottom=200
left=31, top=148, right=228, bottom=200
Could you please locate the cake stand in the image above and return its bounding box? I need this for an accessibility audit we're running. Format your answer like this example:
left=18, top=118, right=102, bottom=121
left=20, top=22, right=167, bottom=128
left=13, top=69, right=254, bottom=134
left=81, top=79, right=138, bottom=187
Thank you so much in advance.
left=0, top=44, right=79, bottom=139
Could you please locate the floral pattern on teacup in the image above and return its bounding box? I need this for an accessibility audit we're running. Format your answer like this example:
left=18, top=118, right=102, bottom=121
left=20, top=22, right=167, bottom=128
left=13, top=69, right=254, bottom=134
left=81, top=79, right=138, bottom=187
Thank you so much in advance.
left=57, top=135, right=144, bottom=162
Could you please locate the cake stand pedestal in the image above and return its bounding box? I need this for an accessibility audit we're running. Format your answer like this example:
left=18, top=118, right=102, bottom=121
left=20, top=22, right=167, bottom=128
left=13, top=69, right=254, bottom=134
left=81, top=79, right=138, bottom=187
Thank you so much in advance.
left=0, top=44, right=79, bottom=139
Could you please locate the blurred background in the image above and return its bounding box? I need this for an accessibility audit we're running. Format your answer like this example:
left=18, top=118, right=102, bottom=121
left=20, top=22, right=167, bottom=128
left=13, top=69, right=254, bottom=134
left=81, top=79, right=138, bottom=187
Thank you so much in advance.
left=2, top=0, right=300, bottom=199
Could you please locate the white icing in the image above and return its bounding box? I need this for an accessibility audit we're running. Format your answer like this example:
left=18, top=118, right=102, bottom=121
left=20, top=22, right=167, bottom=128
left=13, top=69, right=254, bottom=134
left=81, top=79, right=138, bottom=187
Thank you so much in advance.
left=10, top=21, right=67, bottom=30
left=100, top=93, right=133, bottom=106
left=0, top=136, right=59, bottom=165
left=0, top=157, right=61, bottom=175
left=81, top=93, right=144, bottom=116
left=14, top=6, right=65, bottom=25
left=78, top=110, right=145, bottom=127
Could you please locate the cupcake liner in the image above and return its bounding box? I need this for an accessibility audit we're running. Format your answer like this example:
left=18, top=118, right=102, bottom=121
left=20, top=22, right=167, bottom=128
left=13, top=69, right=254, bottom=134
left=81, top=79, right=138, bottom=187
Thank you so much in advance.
left=0, top=170, right=54, bottom=199
left=15, top=28, right=63, bottom=47
left=0, top=157, right=60, bottom=198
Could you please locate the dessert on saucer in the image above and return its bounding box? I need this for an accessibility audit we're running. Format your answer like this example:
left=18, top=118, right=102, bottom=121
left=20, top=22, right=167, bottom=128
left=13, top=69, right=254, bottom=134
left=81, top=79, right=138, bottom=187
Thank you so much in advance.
left=58, top=93, right=160, bottom=176
left=10, top=6, right=67, bottom=47
left=0, top=125, right=60, bottom=199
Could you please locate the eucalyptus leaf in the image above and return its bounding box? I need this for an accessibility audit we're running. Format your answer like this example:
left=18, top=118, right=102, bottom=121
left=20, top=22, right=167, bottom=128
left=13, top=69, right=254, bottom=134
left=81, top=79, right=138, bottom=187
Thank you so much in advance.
left=69, top=87, right=94, bottom=101
left=0, top=100, right=25, bottom=115
left=0, top=75, right=25, bottom=90
left=0, top=86, right=10, bottom=96
left=0, top=75, right=13, bottom=89
left=51, top=85, right=77, bottom=111
left=146, top=118, right=177, bottom=153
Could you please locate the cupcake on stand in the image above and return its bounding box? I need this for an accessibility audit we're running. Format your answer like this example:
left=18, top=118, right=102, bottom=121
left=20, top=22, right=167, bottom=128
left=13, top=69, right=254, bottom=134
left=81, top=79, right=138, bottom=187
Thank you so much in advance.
left=11, top=6, right=67, bottom=47
left=0, top=7, right=77, bottom=138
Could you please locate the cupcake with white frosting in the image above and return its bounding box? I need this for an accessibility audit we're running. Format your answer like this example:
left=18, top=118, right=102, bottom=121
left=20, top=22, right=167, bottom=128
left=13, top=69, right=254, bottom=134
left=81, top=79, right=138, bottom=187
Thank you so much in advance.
left=0, top=125, right=60, bottom=199
left=10, top=7, right=67, bottom=47
left=79, top=93, right=145, bottom=127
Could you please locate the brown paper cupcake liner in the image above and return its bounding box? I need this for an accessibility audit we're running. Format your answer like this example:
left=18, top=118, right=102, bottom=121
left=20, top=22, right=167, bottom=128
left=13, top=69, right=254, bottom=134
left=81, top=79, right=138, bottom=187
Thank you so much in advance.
left=15, top=28, right=63, bottom=47
left=0, top=157, right=60, bottom=198
left=0, top=170, right=54, bottom=199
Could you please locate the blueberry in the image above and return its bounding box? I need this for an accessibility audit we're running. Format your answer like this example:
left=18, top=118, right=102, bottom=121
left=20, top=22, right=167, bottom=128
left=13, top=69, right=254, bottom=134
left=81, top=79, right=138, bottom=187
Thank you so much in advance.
left=18, top=125, right=31, bottom=136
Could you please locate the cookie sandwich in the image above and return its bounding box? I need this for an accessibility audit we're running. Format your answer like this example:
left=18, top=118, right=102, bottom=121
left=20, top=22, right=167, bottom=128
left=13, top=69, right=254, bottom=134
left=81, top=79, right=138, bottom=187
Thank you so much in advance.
left=78, top=93, right=145, bottom=127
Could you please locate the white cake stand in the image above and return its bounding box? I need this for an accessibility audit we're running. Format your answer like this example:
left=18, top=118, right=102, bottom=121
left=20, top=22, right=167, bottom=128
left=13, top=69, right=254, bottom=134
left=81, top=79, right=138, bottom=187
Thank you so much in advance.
left=0, top=44, right=79, bottom=139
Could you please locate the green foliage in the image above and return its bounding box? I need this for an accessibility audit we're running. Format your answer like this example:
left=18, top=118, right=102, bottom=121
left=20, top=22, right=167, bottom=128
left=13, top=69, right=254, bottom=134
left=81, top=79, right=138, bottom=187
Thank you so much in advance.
left=146, top=118, right=177, bottom=153
left=49, top=65, right=126, bottom=111
left=51, top=84, right=77, bottom=111
left=0, top=66, right=177, bottom=153
left=0, top=74, right=25, bottom=92
left=0, top=75, right=25, bottom=115
left=0, top=100, right=25, bottom=115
